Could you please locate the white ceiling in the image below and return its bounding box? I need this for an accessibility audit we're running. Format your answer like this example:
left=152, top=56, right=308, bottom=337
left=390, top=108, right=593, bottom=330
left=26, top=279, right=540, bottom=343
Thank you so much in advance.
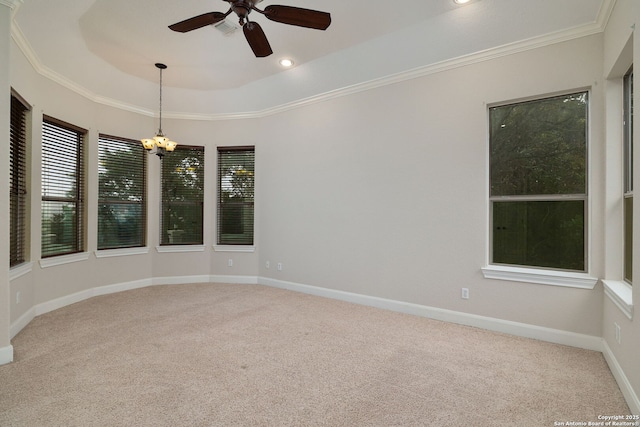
left=12, top=0, right=609, bottom=117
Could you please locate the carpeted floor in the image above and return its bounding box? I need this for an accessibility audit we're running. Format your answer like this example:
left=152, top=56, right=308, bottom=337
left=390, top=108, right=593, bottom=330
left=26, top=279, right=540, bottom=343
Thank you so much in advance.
left=0, top=283, right=631, bottom=426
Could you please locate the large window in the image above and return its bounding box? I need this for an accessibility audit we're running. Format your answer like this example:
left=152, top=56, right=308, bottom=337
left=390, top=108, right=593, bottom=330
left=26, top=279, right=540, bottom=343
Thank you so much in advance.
left=161, top=146, right=204, bottom=245
left=41, top=117, right=86, bottom=257
left=623, top=67, right=633, bottom=284
left=10, top=92, right=30, bottom=267
left=217, top=146, right=255, bottom=246
left=489, top=92, right=588, bottom=271
left=98, top=135, right=147, bottom=250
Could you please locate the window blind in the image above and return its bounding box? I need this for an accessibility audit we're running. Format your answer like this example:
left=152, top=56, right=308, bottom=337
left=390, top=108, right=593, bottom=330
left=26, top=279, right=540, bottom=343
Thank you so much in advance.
left=41, top=117, right=86, bottom=257
left=10, top=93, right=29, bottom=267
left=161, top=146, right=204, bottom=245
left=217, top=146, right=255, bottom=245
left=98, top=134, right=147, bottom=249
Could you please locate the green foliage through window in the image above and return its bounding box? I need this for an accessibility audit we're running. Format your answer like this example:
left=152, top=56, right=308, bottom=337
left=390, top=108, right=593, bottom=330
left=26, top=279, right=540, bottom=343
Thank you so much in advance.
left=217, top=147, right=255, bottom=245
left=490, top=92, right=588, bottom=271
left=98, top=135, right=146, bottom=249
left=161, top=146, right=205, bottom=245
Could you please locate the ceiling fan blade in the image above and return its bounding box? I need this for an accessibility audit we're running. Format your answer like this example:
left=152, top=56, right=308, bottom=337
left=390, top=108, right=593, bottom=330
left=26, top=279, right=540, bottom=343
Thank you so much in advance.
left=169, top=12, right=227, bottom=33
left=243, top=21, right=273, bottom=57
left=263, top=5, right=331, bottom=30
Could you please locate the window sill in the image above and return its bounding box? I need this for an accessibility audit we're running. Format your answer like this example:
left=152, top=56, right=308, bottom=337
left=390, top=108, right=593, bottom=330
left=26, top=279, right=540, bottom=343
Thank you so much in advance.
left=40, top=252, right=90, bottom=268
left=213, top=245, right=255, bottom=253
left=156, top=245, right=206, bottom=253
left=10, top=262, right=33, bottom=280
left=602, top=280, right=633, bottom=320
left=95, top=247, right=150, bottom=258
left=481, top=265, right=598, bottom=289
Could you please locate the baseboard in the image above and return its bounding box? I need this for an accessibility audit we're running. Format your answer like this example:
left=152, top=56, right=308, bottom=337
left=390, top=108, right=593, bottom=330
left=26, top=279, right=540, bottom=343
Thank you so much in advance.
left=258, top=277, right=604, bottom=351
left=0, top=344, right=14, bottom=366
left=210, top=275, right=259, bottom=285
left=603, top=340, right=640, bottom=415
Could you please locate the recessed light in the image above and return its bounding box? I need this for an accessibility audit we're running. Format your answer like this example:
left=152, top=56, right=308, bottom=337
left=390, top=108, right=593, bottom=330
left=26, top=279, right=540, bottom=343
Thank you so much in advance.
left=454, top=0, right=471, bottom=4
left=279, top=58, right=294, bottom=68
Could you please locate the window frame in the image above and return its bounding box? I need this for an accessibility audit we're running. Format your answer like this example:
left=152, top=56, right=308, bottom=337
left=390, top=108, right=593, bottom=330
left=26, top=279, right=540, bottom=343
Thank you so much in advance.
left=623, top=66, right=633, bottom=285
left=160, top=145, right=205, bottom=246
left=41, top=115, right=86, bottom=258
left=10, top=90, right=30, bottom=267
left=486, top=90, right=592, bottom=279
left=216, top=146, right=255, bottom=247
left=97, top=134, right=147, bottom=250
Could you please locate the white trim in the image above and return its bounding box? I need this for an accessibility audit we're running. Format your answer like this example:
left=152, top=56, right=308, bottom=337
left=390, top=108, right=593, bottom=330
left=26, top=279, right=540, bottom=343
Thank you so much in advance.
left=9, top=261, right=32, bottom=280
left=602, top=280, right=634, bottom=320
left=258, top=277, right=603, bottom=351
left=210, top=275, right=259, bottom=285
left=95, top=247, right=150, bottom=258
left=10, top=307, right=35, bottom=339
left=481, top=265, right=598, bottom=289
left=0, top=0, right=22, bottom=9
left=155, top=245, right=206, bottom=253
left=151, top=275, right=212, bottom=286
left=0, top=345, right=14, bottom=366
left=39, top=252, right=90, bottom=269
left=213, top=245, right=255, bottom=253
left=602, top=340, right=640, bottom=415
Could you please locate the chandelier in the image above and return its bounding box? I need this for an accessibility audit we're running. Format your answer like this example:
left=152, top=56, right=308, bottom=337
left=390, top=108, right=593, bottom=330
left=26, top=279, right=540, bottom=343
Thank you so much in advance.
left=141, top=63, right=177, bottom=157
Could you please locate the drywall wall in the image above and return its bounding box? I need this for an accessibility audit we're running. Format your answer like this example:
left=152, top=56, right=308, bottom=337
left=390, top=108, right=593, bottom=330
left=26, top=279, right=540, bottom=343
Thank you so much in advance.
left=601, top=0, right=640, bottom=413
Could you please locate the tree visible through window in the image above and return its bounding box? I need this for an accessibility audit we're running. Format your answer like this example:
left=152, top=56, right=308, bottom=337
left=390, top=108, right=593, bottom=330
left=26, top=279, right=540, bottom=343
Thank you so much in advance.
left=161, top=146, right=204, bottom=245
left=98, top=135, right=146, bottom=249
left=217, top=147, right=255, bottom=245
left=41, top=117, right=86, bottom=257
left=489, top=92, right=588, bottom=271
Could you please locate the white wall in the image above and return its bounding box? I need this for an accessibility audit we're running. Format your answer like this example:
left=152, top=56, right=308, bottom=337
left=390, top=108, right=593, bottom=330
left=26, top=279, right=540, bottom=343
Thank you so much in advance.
left=257, top=33, right=606, bottom=336
left=0, top=2, right=14, bottom=364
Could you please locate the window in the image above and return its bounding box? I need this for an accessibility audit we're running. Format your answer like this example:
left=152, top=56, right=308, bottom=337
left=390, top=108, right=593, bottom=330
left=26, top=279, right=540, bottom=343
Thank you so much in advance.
left=10, top=92, right=30, bottom=267
left=217, top=146, right=255, bottom=245
left=41, top=117, right=86, bottom=257
left=161, top=146, right=204, bottom=245
left=623, top=67, right=633, bottom=284
left=98, top=135, right=147, bottom=250
left=489, top=92, right=588, bottom=271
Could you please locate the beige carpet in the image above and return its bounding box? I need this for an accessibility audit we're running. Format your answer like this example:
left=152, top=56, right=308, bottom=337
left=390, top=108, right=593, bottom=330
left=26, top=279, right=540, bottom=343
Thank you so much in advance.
left=0, top=283, right=630, bottom=426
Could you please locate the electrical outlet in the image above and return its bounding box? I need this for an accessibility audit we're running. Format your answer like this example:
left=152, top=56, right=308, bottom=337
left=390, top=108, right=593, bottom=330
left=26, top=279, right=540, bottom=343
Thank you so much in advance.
left=277, top=263, right=283, bottom=271
left=615, top=323, right=621, bottom=344
left=228, top=259, right=233, bottom=267
left=16, top=291, right=21, bottom=304
left=461, top=288, right=469, bottom=300
left=265, top=261, right=270, bottom=269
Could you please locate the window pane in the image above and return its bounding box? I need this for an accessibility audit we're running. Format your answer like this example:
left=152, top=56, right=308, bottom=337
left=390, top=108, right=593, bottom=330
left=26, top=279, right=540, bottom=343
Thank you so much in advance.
left=490, top=93, right=588, bottom=196
left=161, top=146, right=204, bottom=245
left=98, top=203, right=144, bottom=249
left=624, top=196, right=633, bottom=283
left=42, top=201, right=78, bottom=257
left=10, top=94, right=29, bottom=266
left=217, top=147, right=255, bottom=245
left=41, top=118, right=85, bottom=257
left=98, top=135, right=146, bottom=249
left=492, top=200, right=585, bottom=271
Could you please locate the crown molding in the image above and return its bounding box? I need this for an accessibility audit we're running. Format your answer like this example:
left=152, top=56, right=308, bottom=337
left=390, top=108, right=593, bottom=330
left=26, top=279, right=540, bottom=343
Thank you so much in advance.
left=0, top=0, right=22, bottom=10
left=11, top=0, right=613, bottom=121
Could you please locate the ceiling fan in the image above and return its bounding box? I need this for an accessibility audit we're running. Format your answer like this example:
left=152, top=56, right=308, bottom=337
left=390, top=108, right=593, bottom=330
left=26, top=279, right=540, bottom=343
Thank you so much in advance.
left=169, top=0, right=331, bottom=58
